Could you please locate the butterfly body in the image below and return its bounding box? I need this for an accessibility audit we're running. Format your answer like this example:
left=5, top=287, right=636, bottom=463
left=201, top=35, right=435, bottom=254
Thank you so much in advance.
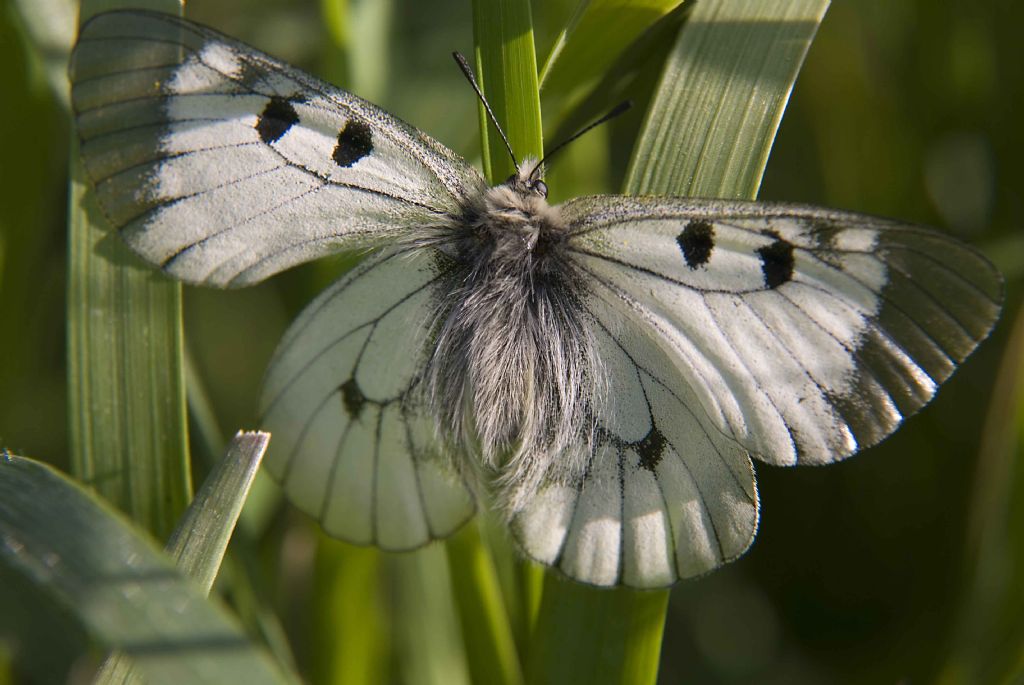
left=70, top=10, right=1002, bottom=587
left=424, top=163, right=602, bottom=513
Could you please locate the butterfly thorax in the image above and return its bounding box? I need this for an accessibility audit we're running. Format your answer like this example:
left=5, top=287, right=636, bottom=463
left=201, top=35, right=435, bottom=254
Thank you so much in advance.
left=426, top=166, right=601, bottom=511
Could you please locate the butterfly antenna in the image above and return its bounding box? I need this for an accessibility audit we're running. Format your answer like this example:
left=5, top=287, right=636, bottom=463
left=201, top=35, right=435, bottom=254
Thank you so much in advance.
left=529, top=100, right=633, bottom=181
left=452, top=51, right=519, bottom=173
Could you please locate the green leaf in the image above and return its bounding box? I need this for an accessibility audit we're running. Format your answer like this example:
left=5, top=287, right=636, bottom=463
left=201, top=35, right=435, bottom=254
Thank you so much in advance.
left=67, top=0, right=191, bottom=542
left=527, top=579, right=669, bottom=685
left=392, top=546, right=471, bottom=685
left=165, top=431, right=269, bottom=593
left=311, top=539, right=389, bottom=685
left=94, top=431, right=272, bottom=685
left=530, top=2, right=831, bottom=684
left=539, top=0, right=684, bottom=96
left=625, top=0, right=832, bottom=199
left=445, top=522, right=524, bottom=685
left=471, top=0, right=544, bottom=180
left=0, top=452, right=294, bottom=685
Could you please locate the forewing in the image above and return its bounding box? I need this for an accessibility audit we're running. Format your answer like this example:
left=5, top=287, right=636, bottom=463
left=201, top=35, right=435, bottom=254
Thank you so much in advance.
left=564, top=195, right=1002, bottom=466
left=70, top=10, right=484, bottom=287
left=512, top=292, right=758, bottom=588
left=260, top=248, right=475, bottom=550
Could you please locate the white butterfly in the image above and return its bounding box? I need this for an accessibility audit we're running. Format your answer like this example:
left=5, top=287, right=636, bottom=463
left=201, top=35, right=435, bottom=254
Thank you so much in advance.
left=70, top=10, right=1002, bottom=587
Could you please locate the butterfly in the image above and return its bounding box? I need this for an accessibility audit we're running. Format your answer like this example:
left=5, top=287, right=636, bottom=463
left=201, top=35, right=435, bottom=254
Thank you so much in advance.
left=69, top=10, right=1002, bottom=588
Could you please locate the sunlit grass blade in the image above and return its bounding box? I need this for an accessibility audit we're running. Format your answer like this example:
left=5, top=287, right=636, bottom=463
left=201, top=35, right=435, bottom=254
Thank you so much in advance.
left=392, top=546, right=470, bottom=685
left=625, top=0, right=831, bottom=199
left=531, top=2, right=831, bottom=684
left=527, top=578, right=669, bottom=685
left=165, top=431, right=269, bottom=591
left=310, top=539, right=388, bottom=685
left=471, top=0, right=543, bottom=180
left=68, top=0, right=191, bottom=542
left=445, top=522, right=525, bottom=685
left=0, top=452, right=294, bottom=685
left=938, top=301, right=1024, bottom=685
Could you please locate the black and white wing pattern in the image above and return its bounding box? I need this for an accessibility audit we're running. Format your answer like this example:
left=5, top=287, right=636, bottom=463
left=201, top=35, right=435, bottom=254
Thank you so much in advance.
left=566, top=196, right=1002, bottom=468
left=513, top=288, right=759, bottom=587
left=511, top=196, right=1000, bottom=587
left=69, top=10, right=483, bottom=287
left=260, top=248, right=475, bottom=549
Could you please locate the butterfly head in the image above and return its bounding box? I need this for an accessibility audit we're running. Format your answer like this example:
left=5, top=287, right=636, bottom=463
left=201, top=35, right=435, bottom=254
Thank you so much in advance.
left=478, top=157, right=565, bottom=257
left=502, top=157, right=548, bottom=199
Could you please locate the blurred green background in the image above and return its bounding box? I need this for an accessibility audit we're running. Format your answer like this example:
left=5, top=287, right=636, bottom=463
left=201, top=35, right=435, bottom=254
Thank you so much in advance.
left=1, top=0, right=1021, bottom=683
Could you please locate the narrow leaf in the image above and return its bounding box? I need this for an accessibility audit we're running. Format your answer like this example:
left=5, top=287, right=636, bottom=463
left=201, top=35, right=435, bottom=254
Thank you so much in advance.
left=0, top=453, right=293, bottom=685
left=446, top=522, right=524, bottom=685
left=625, top=0, right=832, bottom=199
left=67, top=0, right=191, bottom=541
left=471, top=0, right=544, bottom=180
left=540, top=0, right=684, bottom=96
left=166, top=431, right=269, bottom=593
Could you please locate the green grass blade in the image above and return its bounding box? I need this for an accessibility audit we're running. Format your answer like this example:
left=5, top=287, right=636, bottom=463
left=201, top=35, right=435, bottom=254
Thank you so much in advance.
left=527, top=579, right=669, bottom=685
left=0, top=452, right=294, bottom=685
left=392, top=547, right=470, bottom=685
left=67, top=0, right=191, bottom=542
left=165, top=431, right=269, bottom=592
left=471, top=0, right=544, bottom=180
left=625, top=0, right=831, bottom=199
left=539, top=0, right=683, bottom=95
left=530, top=2, right=830, bottom=684
left=311, top=539, right=389, bottom=685
left=938, top=302, right=1024, bottom=684
left=445, top=522, right=524, bottom=685
left=94, top=431, right=271, bottom=685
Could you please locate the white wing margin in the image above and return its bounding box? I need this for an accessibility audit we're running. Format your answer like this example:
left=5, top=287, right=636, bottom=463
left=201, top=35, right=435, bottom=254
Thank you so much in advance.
left=513, top=290, right=758, bottom=588
left=563, top=195, right=1003, bottom=467
left=70, top=10, right=484, bottom=287
left=260, top=248, right=475, bottom=550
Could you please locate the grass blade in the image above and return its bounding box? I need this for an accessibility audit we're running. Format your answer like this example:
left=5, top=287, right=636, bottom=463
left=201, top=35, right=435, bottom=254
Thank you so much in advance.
left=0, top=452, right=293, bottom=685
left=471, top=0, right=544, bottom=180
left=539, top=0, right=683, bottom=95
left=445, top=522, right=524, bottom=685
left=625, top=0, right=831, bottom=199
left=451, top=1, right=543, bottom=682
left=165, top=431, right=270, bottom=592
left=94, top=431, right=273, bottom=684
left=67, top=0, right=191, bottom=541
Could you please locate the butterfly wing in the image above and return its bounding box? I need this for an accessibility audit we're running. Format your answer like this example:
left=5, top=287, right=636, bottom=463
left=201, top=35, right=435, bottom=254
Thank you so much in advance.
left=563, top=195, right=1002, bottom=468
left=70, top=10, right=483, bottom=287
left=512, top=289, right=759, bottom=587
left=260, top=247, right=475, bottom=549
left=513, top=195, right=1000, bottom=587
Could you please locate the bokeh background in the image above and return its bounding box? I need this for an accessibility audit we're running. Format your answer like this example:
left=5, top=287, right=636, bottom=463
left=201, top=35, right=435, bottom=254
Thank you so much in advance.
left=1, top=0, right=1022, bottom=683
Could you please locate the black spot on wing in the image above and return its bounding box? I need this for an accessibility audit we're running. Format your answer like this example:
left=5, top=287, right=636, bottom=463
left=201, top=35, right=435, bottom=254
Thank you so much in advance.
left=341, top=379, right=367, bottom=419
left=756, top=234, right=795, bottom=289
left=256, top=97, right=300, bottom=144
left=677, top=220, right=715, bottom=268
left=635, top=425, right=667, bottom=472
left=333, top=119, right=374, bottom=168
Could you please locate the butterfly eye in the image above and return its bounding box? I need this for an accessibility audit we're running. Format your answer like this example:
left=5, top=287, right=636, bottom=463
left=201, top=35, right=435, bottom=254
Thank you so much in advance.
left=532, top=179, right=548, bottom=198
